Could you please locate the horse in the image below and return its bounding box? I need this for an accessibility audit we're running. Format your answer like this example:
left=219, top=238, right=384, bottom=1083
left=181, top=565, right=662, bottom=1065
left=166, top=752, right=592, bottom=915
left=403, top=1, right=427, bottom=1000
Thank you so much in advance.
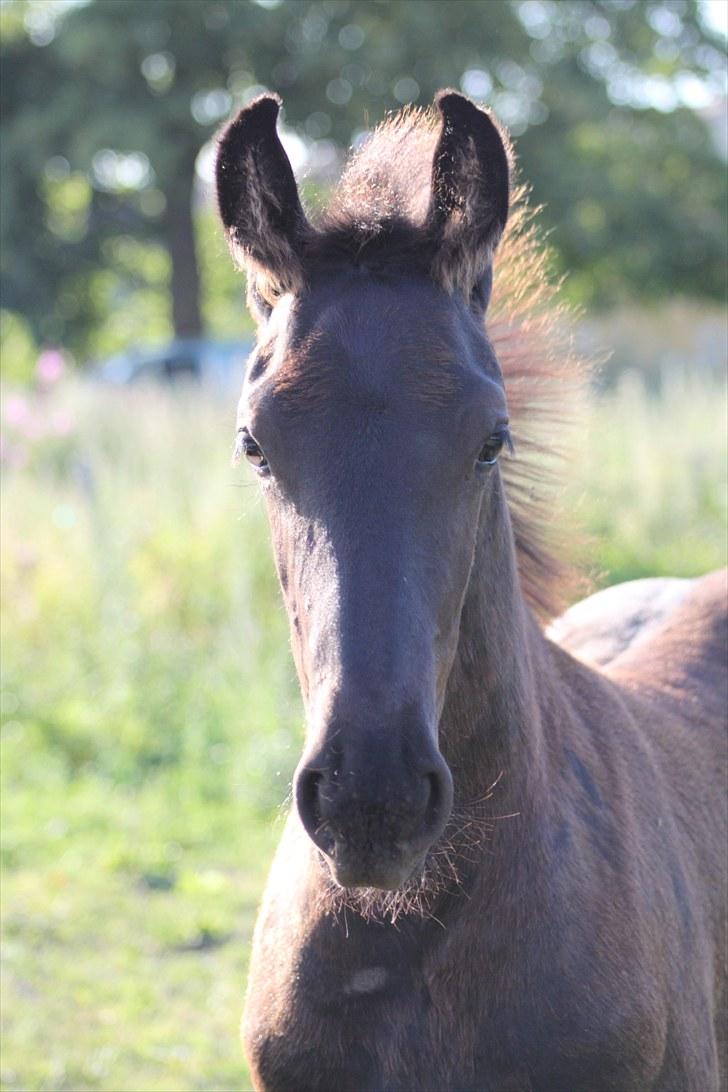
left=215, top=90, right=727, bottom=1091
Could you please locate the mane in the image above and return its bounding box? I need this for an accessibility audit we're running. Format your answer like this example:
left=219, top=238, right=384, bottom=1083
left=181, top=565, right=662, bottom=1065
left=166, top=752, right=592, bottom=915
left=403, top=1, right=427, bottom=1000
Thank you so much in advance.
left=308, top=107, right=588, bottom=622
left=323, top=106, right=439, bottom=234
left=489, top=195, right=588, bottom=619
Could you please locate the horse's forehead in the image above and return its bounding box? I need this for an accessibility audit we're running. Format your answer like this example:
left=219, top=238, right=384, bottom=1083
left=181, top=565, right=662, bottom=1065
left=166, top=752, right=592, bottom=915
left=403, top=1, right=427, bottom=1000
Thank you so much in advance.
left=270, top=279, right=469, bottom=410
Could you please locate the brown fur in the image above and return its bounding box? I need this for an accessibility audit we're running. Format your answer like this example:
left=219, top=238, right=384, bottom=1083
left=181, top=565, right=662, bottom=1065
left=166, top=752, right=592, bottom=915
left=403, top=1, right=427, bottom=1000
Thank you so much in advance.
left=271, top=325, right=461, bottom=412
left=242, top=554, right=727, bottom=1090
left=289, top=106, right=582, bottom=619
left=216, top=93, right=728, bottom=1092
left=243, top=558, right=727, bottom=1090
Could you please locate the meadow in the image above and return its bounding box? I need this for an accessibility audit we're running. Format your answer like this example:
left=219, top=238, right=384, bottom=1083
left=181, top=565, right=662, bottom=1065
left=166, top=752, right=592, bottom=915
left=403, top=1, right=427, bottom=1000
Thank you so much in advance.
left=1, top=364, right=726, bottom=1092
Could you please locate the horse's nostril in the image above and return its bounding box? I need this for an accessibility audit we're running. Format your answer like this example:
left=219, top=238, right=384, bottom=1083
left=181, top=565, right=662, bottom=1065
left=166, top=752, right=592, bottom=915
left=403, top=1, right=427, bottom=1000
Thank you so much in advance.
left=422, top=764, right=454, bottom=838
left=297, top=767, right=322, bottom=825
left=295, top=747, right=453, bottom=873
left=425, top=772, right=440, bottom=818
left=295, top=766, right=334, bottom=855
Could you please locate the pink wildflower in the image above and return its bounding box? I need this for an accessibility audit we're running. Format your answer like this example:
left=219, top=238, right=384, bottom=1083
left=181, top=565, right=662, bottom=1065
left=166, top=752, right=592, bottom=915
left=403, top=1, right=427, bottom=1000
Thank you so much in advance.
left=3, top=394, right=29, bottom=428
left=50, top=409, right=74, bottom=437
left=36, top=349, right=66, bottom=386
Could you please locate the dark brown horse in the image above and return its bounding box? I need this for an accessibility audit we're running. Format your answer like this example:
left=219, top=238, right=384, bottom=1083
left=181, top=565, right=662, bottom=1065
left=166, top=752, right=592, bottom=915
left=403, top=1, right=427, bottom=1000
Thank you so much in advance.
left=216, top=91, right=727, bottom=1091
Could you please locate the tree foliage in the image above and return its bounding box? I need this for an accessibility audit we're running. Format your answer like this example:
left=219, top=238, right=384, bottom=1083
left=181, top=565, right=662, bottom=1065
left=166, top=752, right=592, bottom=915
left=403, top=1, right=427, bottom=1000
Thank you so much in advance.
left=1, top=0, right=725, bottom=360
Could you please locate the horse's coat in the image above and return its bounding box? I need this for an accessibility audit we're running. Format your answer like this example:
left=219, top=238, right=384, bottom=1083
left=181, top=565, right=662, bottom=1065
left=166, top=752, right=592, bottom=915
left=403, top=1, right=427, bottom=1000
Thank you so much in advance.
left=216, top=91, right=728, bottom=1091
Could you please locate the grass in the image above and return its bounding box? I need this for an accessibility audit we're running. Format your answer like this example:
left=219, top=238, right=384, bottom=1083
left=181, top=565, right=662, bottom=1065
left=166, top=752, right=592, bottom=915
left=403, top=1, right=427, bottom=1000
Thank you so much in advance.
left=574, top=370, right=727, bottom=583
left=1, top=369, right=726, bottom=1091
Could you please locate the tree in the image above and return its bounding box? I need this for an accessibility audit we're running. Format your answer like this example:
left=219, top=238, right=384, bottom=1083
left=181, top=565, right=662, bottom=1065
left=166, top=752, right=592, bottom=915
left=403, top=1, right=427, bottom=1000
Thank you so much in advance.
left=1, top=0, right=725, bottom=360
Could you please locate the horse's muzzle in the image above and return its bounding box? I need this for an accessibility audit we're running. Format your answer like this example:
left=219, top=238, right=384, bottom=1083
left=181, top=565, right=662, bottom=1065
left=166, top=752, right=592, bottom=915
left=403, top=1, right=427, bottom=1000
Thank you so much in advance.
left=294, top=737, right=453, bottom=891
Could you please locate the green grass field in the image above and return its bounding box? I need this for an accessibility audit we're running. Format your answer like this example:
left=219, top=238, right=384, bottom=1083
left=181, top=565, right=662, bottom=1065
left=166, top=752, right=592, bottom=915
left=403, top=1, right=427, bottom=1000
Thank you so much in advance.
left=2, top=371, right=726, bottom=1092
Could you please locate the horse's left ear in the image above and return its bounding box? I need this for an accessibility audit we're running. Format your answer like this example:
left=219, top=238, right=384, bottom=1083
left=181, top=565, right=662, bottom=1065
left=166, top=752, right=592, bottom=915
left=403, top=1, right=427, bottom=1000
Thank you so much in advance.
left=426, top=90, right=511, bottom=306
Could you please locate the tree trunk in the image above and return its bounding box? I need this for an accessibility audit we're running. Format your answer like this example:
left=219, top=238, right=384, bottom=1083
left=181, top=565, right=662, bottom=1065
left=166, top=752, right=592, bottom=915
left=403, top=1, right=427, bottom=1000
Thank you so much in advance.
left=163, top=171, right=203, bottom=339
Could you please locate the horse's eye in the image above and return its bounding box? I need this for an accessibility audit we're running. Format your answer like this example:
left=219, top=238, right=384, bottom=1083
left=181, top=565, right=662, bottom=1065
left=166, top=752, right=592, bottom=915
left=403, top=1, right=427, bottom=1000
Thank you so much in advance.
left=477, top=426, right=513, bottom=466
left=233, top=428, right=268, bottom=471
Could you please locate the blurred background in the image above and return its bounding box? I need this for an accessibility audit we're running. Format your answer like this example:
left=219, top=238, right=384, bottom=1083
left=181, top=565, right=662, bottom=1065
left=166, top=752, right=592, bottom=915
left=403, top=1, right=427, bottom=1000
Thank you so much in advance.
left=1, top=1, right=726, bottom=1089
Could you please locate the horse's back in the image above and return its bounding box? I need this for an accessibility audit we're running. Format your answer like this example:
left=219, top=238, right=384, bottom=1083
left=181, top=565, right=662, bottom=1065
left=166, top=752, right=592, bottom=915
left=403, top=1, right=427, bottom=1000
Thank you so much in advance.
left=552, top=568, right=727, bottom=775
left=548, top=575, right=695, bottom=667
left=551, top=570, right=727, bottom=699
left=605, top=568, right=727, bottom=696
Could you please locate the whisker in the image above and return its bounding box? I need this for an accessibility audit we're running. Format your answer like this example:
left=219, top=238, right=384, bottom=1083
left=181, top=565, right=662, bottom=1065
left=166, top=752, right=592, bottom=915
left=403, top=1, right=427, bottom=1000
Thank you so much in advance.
left=317, top=780, right=514, bottom=924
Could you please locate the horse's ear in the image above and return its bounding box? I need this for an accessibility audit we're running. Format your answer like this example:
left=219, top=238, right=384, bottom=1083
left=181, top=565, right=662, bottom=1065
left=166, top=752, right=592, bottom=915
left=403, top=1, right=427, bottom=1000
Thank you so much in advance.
left=426, top=90, right=511, bottom=305
left=216, top=94, right=310, bottom=299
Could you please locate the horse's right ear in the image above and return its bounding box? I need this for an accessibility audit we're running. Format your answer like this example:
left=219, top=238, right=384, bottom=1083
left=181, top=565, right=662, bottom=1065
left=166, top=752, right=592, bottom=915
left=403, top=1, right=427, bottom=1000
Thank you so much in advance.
left=216, top=94, right=310, bottom=297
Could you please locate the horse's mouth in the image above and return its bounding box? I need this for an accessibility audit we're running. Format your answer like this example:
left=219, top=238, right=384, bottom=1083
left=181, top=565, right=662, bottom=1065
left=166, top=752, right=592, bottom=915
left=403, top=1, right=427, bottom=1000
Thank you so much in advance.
left=322, top=843, right=427, bottom=892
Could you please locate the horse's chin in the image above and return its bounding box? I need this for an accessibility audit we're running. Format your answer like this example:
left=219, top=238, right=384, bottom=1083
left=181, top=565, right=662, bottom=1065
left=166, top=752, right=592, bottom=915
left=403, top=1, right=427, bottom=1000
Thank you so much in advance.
left=324, top=848, right=427, bottom=893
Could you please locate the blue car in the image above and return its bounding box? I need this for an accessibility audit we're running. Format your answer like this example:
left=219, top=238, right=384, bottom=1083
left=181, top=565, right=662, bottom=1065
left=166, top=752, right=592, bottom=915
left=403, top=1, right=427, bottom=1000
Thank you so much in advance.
left=94, top=338, right=252, bottom=391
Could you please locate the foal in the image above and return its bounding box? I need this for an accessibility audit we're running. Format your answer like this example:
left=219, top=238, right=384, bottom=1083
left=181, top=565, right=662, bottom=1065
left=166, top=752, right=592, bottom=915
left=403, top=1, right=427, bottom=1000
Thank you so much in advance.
left=216, top=90, right=727, bottom=1091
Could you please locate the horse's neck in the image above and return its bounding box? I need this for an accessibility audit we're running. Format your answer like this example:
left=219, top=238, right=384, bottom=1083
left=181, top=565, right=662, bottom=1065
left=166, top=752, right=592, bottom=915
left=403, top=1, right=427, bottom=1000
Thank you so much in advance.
left=440, top=478, right=554, bottom=814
